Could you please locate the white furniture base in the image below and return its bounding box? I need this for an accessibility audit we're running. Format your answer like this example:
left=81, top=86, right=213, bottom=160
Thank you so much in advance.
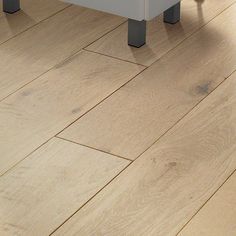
left=2, top=0, right=181, bottom=47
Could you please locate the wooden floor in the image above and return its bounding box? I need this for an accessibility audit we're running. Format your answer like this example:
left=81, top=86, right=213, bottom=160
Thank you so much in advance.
left=0, top=0, right=236, bottom=235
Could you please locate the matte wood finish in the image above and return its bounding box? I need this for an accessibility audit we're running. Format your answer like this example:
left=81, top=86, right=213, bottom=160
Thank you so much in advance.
left=179, top=171, right=236, bottom=236
left=0, top=0, right=69, bottom=44
left=0, top=5, right=125, bottom=100
left=60, top=4, right=236, bottom=160
left=1, top=0, right=236, bottom=235
left=0, top=138, right=129, bottom=236
left=3, top=0, right=20, bottom=13
left=0, top=50, right=143, bottom=175
left=54, top=71, right=236, bottom=236
left=87, top=0, right=236, bottom=66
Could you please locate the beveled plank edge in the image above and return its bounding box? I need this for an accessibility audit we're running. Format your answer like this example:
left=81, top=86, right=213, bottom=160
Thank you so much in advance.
left=142, top=68, right=236, bottom=235
left=57, top=136, right=133, bottom=162
left=84, top=47, right=147, bottom=68
left=176, top=120, right=236, bottom=236
left=0, top=16, right=127, bottom=103
left=80, top=20, right=148, bottom=69
left=57, top=2, right=236, bottom=161
left=134, top=68, right=236, bottom=162
left=0, top=49, right=144, bottom=177
left=57, top=2, right=236, bottom=162
left=0, top=4, right=71, bottom=47
left=0, top=47, right=74, bottom=103
left=2, top=1, right=233, bottom=174
left=0, top=9, right=127, bottom=102
left=0, top=133, right=133, bottom=180
left=1, top=4, right=235, bottom=236
left=0, top=135, right=131, bottom=235
left=85, top=1, right=236, bottom=67
left=146, top=0, right=236, bottom=69
left=51, top=69, right=236, bottom=236
left=48, top=139, right=132, bottom=236
left=55, top=53, right=147, bottom=136
left=134, top=79, right=231, bottom=161
left=177, top=168, right=236, bottom=235
left=1, top=3, right=235, bottom=235
left=82, top=19, right=127, bottom=51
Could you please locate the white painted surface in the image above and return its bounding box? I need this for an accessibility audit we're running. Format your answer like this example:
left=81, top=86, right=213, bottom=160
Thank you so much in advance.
left=63, top=0, right=180, bottom=21
left=145, top=0, right=180, bottom=20
left=64, top=0, right=145, bottom=20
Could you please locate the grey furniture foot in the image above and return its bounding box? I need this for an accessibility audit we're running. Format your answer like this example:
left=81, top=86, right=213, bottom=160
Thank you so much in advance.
left=164, top=2, right=181, bottom=24
left=3, top=0, right=20, bottom=14
left=128, top=19, right=146, bottom=48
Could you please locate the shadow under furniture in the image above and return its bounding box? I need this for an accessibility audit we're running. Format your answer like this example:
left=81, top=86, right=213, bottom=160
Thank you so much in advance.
left=3, top=0, right=181, bottom=48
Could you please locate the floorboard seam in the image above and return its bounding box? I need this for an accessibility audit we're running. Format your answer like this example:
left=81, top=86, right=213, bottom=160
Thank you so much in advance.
left=84, top=48, right=147, bottom=67
left=0, top=2, right=235, bottom=234
left=49, top=72, right=233, bottom=235
left=135, top=76, right=229, bottom=160
left=0, top=136, right=55, bottom=177
left=176, top=167, right=236, bottom=236
left=49, top=160, right=133, bottom=235
left=56, top=136, right=133, bottom=162
left=0, top=14, right=126, bottom=102
left=83, top=1, right=236, bottom=69
left=0, top=4, right=72, bottom=47
left=0, top=60, right=145, bottom=177
left=49, top=64, right=236, bottom=236
left=55, top=65, right=147, bottom=136
left=146, top=0, right=236, bottom=68
left=82, top=19, right=127, bottom=49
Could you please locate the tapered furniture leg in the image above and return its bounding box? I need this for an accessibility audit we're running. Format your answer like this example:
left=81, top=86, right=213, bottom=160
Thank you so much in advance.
left=164, top=2, right=180, bottom=24
left=128, top=19, right=146, bottom=48
left=3, top=0, right=20, bottom=14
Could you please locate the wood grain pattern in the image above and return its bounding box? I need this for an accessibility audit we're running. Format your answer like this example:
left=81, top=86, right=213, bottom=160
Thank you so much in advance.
left=0, top=137, right=129, bottom=236
left=60, top=4, right=236, bottom=160
left=0, top=50, right=143, bottom=175
left=53, top=71, right=236, bottom=236
left=87, top=0, right=236, bottom=66
left=178, top=171, right=236, bottom=236
left=0, top=5, right=125, bottom=100
left=0, top=0, right=69, bottom=44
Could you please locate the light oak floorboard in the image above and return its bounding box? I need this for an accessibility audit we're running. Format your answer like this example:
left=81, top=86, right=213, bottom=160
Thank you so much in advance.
left=178, top=170, right=236, bottom=236
left=53, top=70, right=236, bottom=236
left=0, top=5, right=125, bottom=100
left=0, top=50, right=143, bottom=175
left=0, top=137, right=129, bottom=236
left=59, top=4, right=236, bottom=160
left=0, top=0, right=69, bottom=44
left=87, top=0, right=236, bottom=66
